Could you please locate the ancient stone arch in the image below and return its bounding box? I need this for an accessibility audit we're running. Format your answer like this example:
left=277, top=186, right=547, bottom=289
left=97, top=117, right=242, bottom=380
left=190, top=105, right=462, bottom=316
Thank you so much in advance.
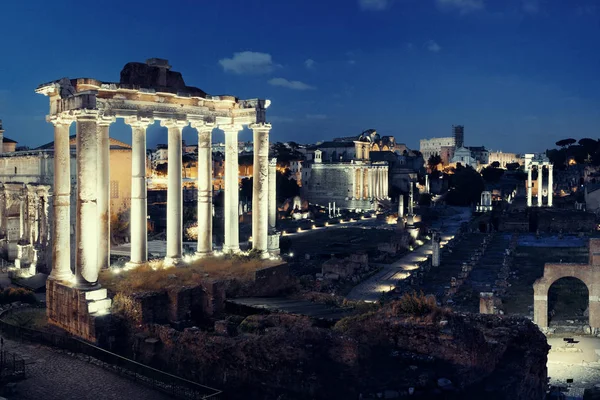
left=533, top=238, right=600, bottom=330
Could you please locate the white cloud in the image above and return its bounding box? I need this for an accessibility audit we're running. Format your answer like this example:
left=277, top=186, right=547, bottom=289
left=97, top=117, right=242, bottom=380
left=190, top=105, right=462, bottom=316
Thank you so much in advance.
left=304, top=59, right=316, bottom=69
left=522, top=0, right=539, bottom=14
left=218, top=51, right=279, bottom=74
left=358, top=0, right=391, bottom=11
left=436, top=0, right=484, bottom=14
left=426, top=40, right=442, bottom=52
left=268, top=78, right=316, bottom=91
left=306, top=114, right=328, bottom=120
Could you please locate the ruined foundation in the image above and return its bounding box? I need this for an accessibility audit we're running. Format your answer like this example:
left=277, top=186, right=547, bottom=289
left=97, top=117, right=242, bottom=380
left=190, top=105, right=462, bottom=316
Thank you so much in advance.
left=46, top=278, right=111, bottom=343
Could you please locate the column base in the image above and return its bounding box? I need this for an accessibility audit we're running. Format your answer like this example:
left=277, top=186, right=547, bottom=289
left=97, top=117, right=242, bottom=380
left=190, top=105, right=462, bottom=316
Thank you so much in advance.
left=222, top=246, right=240, bottom=254
left=163, top=256, right=183, bottom=267
left=195, top=251, right=214, bottom=259
left=125, top=260, right=147, bottom=269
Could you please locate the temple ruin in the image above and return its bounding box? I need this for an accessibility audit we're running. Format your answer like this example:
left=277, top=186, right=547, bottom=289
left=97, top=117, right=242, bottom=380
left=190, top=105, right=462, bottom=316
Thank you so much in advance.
left=524, top=153, right=553, bottom=207
left=36, top=58, right=278, bottom=340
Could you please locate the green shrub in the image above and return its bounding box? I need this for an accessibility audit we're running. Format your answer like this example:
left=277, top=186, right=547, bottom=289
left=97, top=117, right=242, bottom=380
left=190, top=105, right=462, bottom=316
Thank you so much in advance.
left=391, top=291, right=438, bottom=317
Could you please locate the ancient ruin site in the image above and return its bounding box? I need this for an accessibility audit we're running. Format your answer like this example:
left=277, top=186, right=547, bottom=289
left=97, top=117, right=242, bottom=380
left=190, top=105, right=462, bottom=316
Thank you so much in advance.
left=1, top=2, right=600, bottom=400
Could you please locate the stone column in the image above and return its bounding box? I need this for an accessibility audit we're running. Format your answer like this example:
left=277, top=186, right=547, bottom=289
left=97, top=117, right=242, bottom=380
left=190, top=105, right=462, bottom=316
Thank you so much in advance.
left=126, top=117, right=153, bottom=265
left=358, top=167, right=364, bottom=200
left=48, top=116, right=73, bottom=281
left=268, top=157, right=277, bottom=232
left=383, top=167, right=388, bottom=198
left=75, top=111, right=100, bottom=287
left=351, top=168, right=357, bottom=199
left=222, top=125, right=243, bottom=253
left=31, top=190, right=39, bottom=245
left=399, top=195, right=404, bottom=218
left=425, top=174, right=430, bottom=194
left=374, top=167, right=379, bottom=199
left=548, top=164, right=553, bottom=207
left=19, top=190, right=27, bottom=242
left=39, top=192, right=48, bottom=246
left=432, top=232, right=440, bottom=267
left=527, top=167, right=533, bottom=207
left=193, top=122, right=215, bottom=257
left=537, top=165, right=543, bottom=207
left=0, top=186, right=5, bottom=238
left=162, top=119, right=188, bottom=265
left=97, top=116, right=114, bottom=271
left=409, top=182, right=414, bottom=215
left=251, top=123, right=270, bottom=256
left=367, top=168, right=373, bottom=199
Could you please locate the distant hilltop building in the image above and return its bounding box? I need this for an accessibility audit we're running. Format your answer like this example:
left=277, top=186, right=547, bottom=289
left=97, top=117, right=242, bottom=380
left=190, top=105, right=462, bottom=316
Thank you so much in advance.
left=0, top=120, right=18, bottom=153
left=421, top=125, right=489, bottom=167
left=487, top=151, right=522, bottom=168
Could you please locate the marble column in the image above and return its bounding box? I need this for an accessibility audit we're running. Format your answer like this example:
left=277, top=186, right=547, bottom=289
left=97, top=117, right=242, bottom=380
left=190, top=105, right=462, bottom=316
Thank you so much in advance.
left=425, top=174, right=430, bottom=194
left=222, top=125, right=243, bottom=253
left=126, top=117, right=153, bottom=265
left=358, top=167, right=364, bottom=199
left=409, top=182, right=414, bottom=215
left=251, top=123, right=270, bottom=256
left=49, top=116, right=73, bottom=281
left=162, top=119, right=188, bottom=265
left=97, top=116, right=114, bottom=271
left=548, top=164, right=554, bottom=207
left=193, top=122, right=215, bottom=257
left=527, top=167, right=533, bottom=207
left=399, top=195, right=404, bottom=218
left=0, top=186, right=6, bottom=239
left=268, top=158, right=277, bottom=232
left=352, top=168, right=357, bottom=199
left=537, top=166, right=543, bottom=207
left=367, top=169, right=373, bottom=199
left=75, top=111, right=100, bottom=287
left=383, top=167, right=388, bottom=198
left=31, top=190, right=39, bottom=245
left=19, top=190, right=27, bottom=242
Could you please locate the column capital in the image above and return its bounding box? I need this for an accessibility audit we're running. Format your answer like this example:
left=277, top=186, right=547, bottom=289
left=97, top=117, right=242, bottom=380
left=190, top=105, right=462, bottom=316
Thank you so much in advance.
left=190, top=121, right=216, bottom=132
left=97, top=115, right=116, bottom=126
left=160, top=119, right=188, bottom=129
left=219, top=124, right=243, bottom=133
left=269, top=158, right=277, bottom=167
left=71, top=109, right=100, bottom=121
left=249, top=123, right=272, bottom=131
left=47, top=114, right=75, bottom=126
left=125, top=116, right=154, bottom=128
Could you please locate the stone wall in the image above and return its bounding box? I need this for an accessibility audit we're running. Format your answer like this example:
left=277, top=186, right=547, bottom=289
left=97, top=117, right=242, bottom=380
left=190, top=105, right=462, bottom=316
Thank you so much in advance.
left=120, top=281, right=226, bottom=325
left=322, top=253, right=368, bottom=279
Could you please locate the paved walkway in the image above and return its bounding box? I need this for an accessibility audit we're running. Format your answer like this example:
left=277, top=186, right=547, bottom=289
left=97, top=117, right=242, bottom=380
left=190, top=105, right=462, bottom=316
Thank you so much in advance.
left=2, top=338, right=171, bottom=400
left=346, top=207, right=471, bottom=302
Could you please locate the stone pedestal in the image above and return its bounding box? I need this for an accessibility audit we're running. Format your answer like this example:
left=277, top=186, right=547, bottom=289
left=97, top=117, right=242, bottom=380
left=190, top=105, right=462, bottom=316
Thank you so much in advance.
left=268, top=232, right=281, bottom=257
left=46, top=278, right=111, bottom=343
left=479, top=292, right=496, bottom=314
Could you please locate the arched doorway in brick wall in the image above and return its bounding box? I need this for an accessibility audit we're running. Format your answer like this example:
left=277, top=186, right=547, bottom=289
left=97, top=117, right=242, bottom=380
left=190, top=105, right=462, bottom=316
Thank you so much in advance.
left=547, top=277, right=589, bottom=326
left=533, top=263, right=600, bottom=330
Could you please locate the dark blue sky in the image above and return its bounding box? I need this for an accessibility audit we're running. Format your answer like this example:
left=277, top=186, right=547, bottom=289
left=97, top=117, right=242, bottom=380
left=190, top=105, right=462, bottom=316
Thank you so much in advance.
left=1, top=0, right=599, bottom=153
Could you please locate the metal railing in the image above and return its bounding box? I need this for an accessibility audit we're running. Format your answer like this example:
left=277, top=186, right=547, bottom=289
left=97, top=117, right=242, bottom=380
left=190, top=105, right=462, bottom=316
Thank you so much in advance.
left=0, top=308, right=221, bottom=399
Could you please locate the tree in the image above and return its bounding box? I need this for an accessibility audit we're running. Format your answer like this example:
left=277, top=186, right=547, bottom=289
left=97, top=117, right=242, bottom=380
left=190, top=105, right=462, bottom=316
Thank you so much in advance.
left=556, top=138, right=577, bottom=148
left=427, top=155, right=442, bottom=171
left=481, top=165, right=504, bottom=183
left=445, top=165, right=484, bottom=206
left=506, top=162, right=520, bottom=171
left=237, top=170, right=300, bottom=205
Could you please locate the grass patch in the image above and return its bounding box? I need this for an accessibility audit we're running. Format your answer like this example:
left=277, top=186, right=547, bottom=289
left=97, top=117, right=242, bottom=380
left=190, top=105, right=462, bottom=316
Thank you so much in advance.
left=100, top=256, right=282, bottom=295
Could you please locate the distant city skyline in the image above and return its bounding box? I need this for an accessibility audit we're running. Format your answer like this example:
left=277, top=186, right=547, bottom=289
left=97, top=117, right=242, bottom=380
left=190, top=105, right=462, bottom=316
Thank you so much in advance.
left=1, top=0, right=599, bottom=153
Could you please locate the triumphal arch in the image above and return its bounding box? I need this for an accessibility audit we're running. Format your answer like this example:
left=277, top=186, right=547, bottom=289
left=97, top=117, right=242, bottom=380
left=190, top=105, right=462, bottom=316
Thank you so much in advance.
left=533, top=238, right=600, bottom=331
left=36, top=58, right=278, bottom=340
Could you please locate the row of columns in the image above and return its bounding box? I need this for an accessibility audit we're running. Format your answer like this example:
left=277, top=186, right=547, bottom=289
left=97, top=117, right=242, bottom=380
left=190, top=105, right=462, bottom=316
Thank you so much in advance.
left=353, top=166, right=388, bottom=200
left=48, top=113, right=277, bottom=288
left=0, top=184, right=51, bottom=250
left=526, top=163, right=553, bottom=207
